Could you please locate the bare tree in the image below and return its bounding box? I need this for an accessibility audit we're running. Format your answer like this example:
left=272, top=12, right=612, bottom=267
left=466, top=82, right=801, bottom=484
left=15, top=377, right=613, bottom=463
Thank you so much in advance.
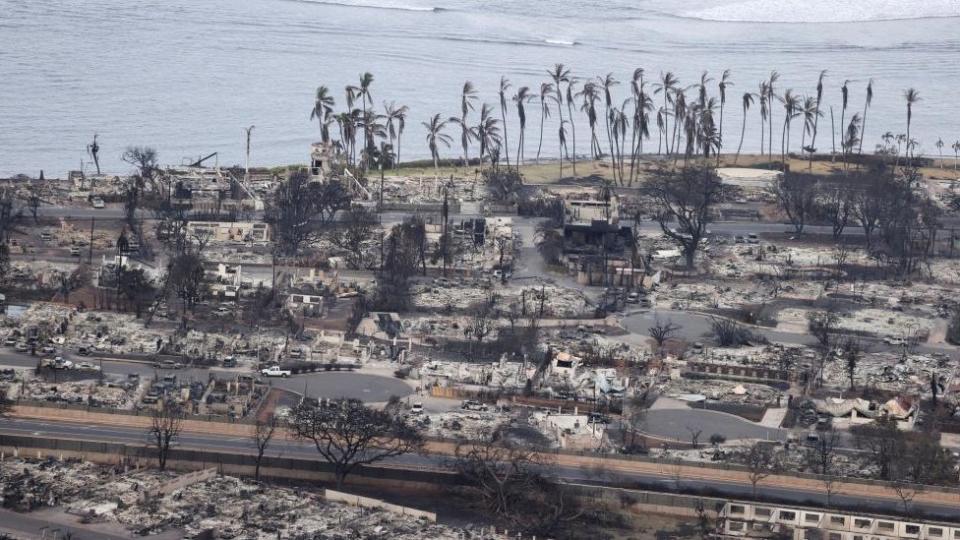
left=266, top=171, right=350, bottom=256
left=122, top=146, right=159, bottom=191
left=647, top=166, right=721, bottom=268
left=744, top=442, right=779, bottom=498
left=686, top=427, right=703, bottom=448
left=773, top=172, right=819, bottom=234
left=467, top=293, right=498, bottom=348
left=648, top=317, right=680, bottom=348
left=252, top=413, right=278, bottom=481
left=853, top=416, right=903, bottom=481
left=808, top=309, right=839, bottom=385
left=168, top=252, right=206, bottom=321
left=495, top=235, right=512, bottom=284
left=484, top=167, right=523, bottom=203
left=123, top=184, right=139, bottom=231
left=0, top=386, right=12, bottom=417
left=454, top=429, right=580, bottom=535
left=840, top=338, right=861, bottom=390
left=710, top=318, right=760, bottom=347
left=147, top=400, right=184, bottom=471
left=25, top=186, right=41, bottom=223
left=820, top=185, right=852, bottom=239
left=330, top=205, right=377, bottom=269
left=290, top=399, right=422, bottom=489
left=891, top=481, right=922, bottom=514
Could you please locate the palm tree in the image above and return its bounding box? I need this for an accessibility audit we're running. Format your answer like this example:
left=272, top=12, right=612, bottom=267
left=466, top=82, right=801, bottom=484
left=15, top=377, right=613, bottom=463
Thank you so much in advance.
left=536, top=82, right=554, bottom=164
left=578, top=81, right=601, bottom=159
left=513, top=86, right=533, bottom=167
left=629, top=69, right=652, bottom=183
left=422, top=114, right=451, bottom=180
left=548, top=64, right=571, bottom=171
left=547, top=64, right=570, bottom=173
left=358, top=72, right=375, bottom=169
left=611, top=104, right=629, bottom=182
left=904, top=88, right=920, bottom=164
left=936, top=138, right=945, bottom=168
left=808, top=70, right=826, bottom=169
left=361, top=110, right=386, bottom=169
left=766, top=71, right=780, bottom=162
left=735, top=92, right=754, bottom=164
left=779, top=89, right=800, bottom=168
left=758, top=82, right=769, bottom=158
left=843, top=113, right=862, bottom=168
left=697, top=71, right=712, bottom=109
left=799, top=96, right=819, bottom=160
left=839, top=80, right=850, bottom=164
left=310, top=86, right=335, bottom=142
left=671, top=90, right=688, bottom=165
left=383, top=102, right=409, bottom=169
left=599, top=74, right=619, bottom=178
left=343, top=86, right=358, bottom=163
left=653, top=72, right=678, bottom=154
left=498, top=77, right=512, bottom=167
left=857, top=79, right=874, bottom=161
left=717, top=69, right=732, bottom=166
left=565, top=78, right=579, bottom=175
left=558, top=120, right=569, bottom=179
left=656, top=108, right=665, bottom=155
left=396, top=106, right=408, bottom=165
left=475, top=103, right=501, bottom=168
left=953, top=140, right=960, bottom=172
left=453, top=81, right=478, bottom=166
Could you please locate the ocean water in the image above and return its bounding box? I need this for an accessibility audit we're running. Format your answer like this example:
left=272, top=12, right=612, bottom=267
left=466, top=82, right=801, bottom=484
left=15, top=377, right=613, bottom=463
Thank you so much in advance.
left=1, top=0, right=958, bottom=177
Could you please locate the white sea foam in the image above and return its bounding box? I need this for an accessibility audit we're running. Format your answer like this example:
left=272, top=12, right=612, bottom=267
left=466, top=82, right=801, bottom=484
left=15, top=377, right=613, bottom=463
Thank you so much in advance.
left=299, top=0, right=441, bottom=13
left=544, top=38, right=577, bottom=46
left=678, top=0, right=960, bottom=23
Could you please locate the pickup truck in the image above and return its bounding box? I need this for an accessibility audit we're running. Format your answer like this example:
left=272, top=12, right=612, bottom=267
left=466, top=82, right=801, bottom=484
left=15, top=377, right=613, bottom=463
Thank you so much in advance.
left=260, top=366, right=291, bottom=378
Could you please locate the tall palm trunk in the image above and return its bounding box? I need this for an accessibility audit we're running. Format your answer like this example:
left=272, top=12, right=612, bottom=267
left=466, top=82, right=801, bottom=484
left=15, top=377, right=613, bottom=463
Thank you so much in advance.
left=767, top=108, right=774, bottom=163
left=566, top=99, right=577, bottom=176
left=536, top=106, right=546, bottom=164
left=662, top=94, right=671, bottom=155
left=736, top=108, right=748, bottom=164
left=516, top=128, right=524, bottom=168
left=759, top=113, right=765, bottom=158
left=830, top=107, right=836, bottom=160
left=501, top=107, right=510, bottom=169
left=717, top=99, right=725, bottom=167
left=605, top=109, right=618, bottom=184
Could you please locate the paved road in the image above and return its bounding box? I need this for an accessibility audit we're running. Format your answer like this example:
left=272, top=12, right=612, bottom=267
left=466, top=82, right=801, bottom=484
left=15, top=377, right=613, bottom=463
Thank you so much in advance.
left=0, top=351, right=412, bottom=403
left=1, top=417, right=959, bottom=520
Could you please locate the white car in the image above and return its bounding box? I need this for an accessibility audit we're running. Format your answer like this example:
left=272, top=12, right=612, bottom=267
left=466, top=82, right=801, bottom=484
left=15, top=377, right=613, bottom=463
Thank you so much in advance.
left=260, top=366, right=291, bottom=378
left=91, top=197, right=105, bottom=209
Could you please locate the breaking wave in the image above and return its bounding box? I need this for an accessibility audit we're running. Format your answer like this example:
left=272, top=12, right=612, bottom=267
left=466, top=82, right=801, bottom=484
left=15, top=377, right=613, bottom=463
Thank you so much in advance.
left=543, top=38, right=577, bottom=46
left=295, top=0, right=445, bottom=13
left=671, top=0, right=960, bottom=23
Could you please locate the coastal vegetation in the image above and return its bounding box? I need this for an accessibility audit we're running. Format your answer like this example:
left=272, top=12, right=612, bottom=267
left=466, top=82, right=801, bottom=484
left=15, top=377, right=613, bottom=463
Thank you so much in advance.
left=307, top=68, right=959, bottom=186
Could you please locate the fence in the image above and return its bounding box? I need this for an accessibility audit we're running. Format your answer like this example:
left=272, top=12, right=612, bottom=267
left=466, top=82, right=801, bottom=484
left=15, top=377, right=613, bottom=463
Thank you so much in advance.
left=325, top=489, right=437, bottom=522
left=13, top=399, right=257, bottom=425
left=0, top=433, right=461, bottom=488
